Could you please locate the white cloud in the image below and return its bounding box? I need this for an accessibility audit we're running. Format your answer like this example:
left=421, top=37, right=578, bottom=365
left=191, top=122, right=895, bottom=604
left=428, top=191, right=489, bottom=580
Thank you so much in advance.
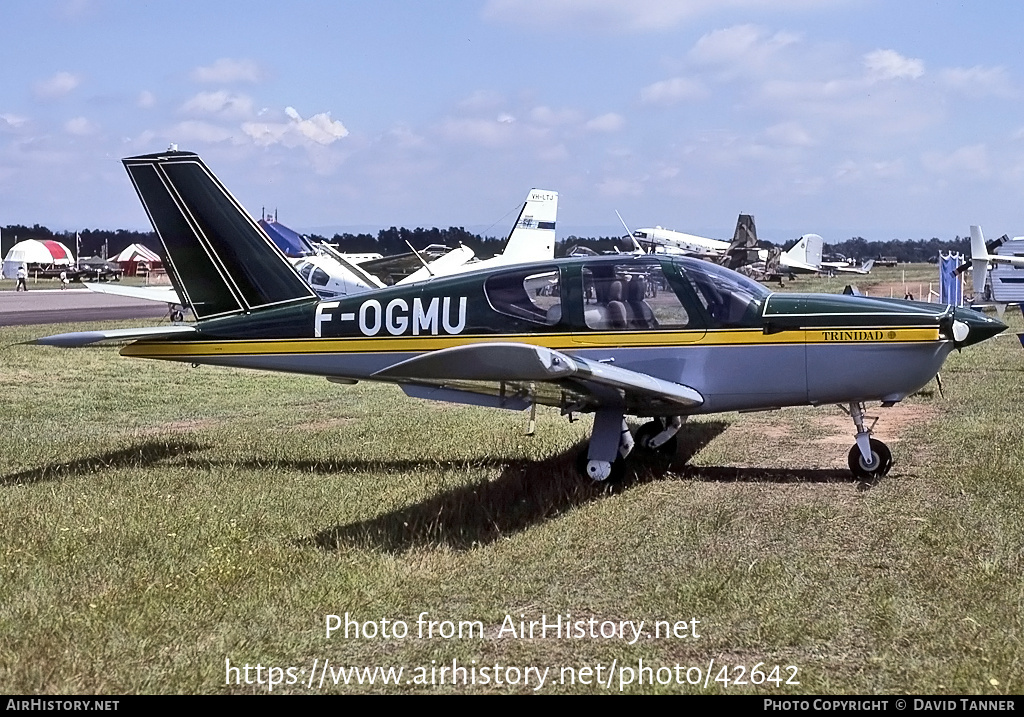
left=53, top=0, right=96, bottom=20
left=459, top=90, right=506, bottom=111
left=483, top=0, right=838, bottom=32
left=864, top=49, right=924, bottom=81
left=64, top=116, right=99, bottom=135
left=0, top=113, right=29, bottom=129
left=640, top=76, right=707, bottom=105
left=585, top=113, right=625, bottom=132
left=34, top=71, right=81, bottom=99
left=170, top=120, right=236, bottom=144
left=138, top=91, right=156, bottom=109
left=180, top=91, right=255, bottom=119
left=688, top=24, right=800, bottom=73
left=191, top=58, right=263, bottom=84
left=940, top=66, right=1014, bottom=98
left=436, top=117, right=517, bottom=148
left=242, top=107, right=349, bottom=147
left=538, top=143, right=570, bottom=162
left=763, top=122, right=815, bottom=147
left=596, top=176, right=644, bottom=197
left=529, top=106, right=582, bottom=126
left=921, top=144, right=989, bottom=178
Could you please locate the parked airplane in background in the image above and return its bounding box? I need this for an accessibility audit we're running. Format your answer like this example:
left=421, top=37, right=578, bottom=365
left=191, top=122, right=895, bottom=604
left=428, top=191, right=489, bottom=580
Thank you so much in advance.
left=399, top=189, right=557, bottom=284
left=777, top=233, right=824, bottom=274
left=38, top=149, right=1007, bottom=484
left=957, top=225, right=1024, bottom=314
left=964, top=225, right=1024, bottom=296
left=630, top=225, right=731, bottom=258
left=820, top=258, right=875, bottom=275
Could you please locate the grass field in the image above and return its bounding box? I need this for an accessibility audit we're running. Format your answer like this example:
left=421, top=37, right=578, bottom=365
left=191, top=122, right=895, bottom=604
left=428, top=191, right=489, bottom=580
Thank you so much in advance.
left=1, top=266, right=1023, bottom=694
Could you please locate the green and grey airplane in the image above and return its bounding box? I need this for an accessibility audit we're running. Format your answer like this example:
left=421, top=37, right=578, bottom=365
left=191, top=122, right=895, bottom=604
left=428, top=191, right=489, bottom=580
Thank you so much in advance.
left=39, top=150, right=1007, bottom=482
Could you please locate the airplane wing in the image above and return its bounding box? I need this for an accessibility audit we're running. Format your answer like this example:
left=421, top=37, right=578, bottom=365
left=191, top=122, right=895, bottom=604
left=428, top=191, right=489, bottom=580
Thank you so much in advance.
left=83, top=282, right=183, bottom=305
left=372, top=342, right=704, bottom=414
left=35, top=325, right=197, bottom=347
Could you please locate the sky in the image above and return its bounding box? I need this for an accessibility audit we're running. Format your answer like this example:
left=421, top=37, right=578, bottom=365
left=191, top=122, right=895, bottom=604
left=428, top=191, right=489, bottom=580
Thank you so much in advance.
left=3, top=0, right=1024, bottom=243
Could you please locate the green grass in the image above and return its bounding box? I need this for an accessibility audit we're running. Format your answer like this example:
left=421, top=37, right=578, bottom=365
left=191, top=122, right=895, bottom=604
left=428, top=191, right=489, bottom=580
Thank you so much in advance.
left=1, top=282, right=1022, bottom=694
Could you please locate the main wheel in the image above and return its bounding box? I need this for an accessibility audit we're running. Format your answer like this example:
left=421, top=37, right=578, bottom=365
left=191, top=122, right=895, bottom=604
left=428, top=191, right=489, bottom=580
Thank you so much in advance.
left=847, top=438, right=893, bottom=480
left=575, top=449, right=626, bottom=483
left=634, top=420, right=678, bottom=456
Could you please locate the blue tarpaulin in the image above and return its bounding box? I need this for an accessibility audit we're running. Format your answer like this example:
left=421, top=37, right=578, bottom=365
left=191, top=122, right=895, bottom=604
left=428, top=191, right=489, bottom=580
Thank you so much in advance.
left=938, top=252, right=964, bottom=306
left=259, top=218, right=313, bottom=258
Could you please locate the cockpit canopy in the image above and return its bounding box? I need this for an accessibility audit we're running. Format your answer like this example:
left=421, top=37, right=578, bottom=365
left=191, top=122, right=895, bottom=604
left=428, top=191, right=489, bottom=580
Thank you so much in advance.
left=482, top=255, right=770, bottom=331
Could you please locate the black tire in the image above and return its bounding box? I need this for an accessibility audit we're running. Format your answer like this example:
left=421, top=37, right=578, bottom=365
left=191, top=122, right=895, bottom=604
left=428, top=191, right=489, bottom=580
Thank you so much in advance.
left=634, top=421, right=678, bottom=456
left=847, top=438, right=893, bottom=480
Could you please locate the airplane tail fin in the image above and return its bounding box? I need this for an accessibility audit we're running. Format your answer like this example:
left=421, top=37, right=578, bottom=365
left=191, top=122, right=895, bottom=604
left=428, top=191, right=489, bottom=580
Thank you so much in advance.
left=122, top=150, right=316, bottom=321
left=969, top=225, right=991, bottom=298
left=731, top=214, right=757, bottom=246
left=784, top=233, right=823, bottom=268
left=721, top=213, right=759, bottom=268
left=860, top=259, right=875, bottom=273
left=500, top=190, right=557, bottom=264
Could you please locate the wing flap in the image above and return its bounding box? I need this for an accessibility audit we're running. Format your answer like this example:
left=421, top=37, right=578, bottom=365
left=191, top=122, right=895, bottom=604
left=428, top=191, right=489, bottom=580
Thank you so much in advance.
left=373, top=342, right=576, bottom=382
left=373, top=342, right=703, bottom=410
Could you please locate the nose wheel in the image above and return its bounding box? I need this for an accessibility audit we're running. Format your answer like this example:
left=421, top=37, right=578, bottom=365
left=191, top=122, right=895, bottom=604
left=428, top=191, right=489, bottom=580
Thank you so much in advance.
left=847, top=438, right=892, bottom=480
left=843, top=402, right=894, bottom=480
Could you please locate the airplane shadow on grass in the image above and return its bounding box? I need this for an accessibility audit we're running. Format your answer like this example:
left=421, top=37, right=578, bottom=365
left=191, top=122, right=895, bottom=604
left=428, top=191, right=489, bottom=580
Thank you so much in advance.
left=0, top=440, right=205, bottom=486
left=310, top=420, right=863, bottom=553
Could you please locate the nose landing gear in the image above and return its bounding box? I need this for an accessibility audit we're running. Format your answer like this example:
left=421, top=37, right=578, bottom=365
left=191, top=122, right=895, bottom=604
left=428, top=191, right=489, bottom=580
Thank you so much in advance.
left=843, top=402, right=893, bottom=480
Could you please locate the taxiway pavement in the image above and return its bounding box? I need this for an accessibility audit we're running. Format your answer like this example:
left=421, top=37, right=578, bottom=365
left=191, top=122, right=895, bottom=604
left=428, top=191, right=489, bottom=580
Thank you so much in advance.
left=0, top=288, right=170, bottom=327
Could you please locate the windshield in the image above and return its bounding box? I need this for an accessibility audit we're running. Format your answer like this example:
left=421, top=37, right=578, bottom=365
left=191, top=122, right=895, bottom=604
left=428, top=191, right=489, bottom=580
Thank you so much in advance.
left=672, top=257, right=771, bottom=328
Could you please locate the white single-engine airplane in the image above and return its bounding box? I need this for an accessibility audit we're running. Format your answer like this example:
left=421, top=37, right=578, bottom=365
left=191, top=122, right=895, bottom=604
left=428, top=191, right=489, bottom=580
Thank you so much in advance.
left=38, top=150, right=1007, bottom=483
left=964, top=225, right=1024, bottom=298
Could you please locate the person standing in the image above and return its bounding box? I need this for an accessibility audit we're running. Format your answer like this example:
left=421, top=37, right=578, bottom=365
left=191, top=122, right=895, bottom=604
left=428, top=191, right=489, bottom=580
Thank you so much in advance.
left=16, top=265, right=28, bottom=291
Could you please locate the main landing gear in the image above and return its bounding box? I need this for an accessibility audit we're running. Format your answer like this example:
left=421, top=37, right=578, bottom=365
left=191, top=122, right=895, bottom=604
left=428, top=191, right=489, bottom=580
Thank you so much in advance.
left=843, top=402, right=893, bottom=480
left=576, top=411, right=684, bottom=483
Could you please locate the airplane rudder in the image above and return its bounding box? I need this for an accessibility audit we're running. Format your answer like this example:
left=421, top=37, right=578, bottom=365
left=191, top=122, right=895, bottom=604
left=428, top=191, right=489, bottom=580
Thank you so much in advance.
left=122, top=150, right=315, bottom=319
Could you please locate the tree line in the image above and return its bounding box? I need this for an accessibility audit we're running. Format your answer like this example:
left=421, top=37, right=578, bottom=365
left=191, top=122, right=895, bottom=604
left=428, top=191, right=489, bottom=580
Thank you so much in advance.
left=2, top=223, right=976, bottom=264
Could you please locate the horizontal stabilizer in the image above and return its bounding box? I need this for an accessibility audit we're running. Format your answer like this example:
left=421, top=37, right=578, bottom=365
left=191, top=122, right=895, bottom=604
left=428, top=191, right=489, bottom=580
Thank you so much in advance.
left=83, top=282, right=182, bottom=305
left=35, top=325, right=197, bottom=347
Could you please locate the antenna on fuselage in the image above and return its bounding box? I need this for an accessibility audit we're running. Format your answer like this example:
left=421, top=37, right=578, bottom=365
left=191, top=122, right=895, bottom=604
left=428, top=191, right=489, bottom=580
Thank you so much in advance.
left=615, top=210, right=646, bottom=254
left=405, top=240, right=435, bottom=278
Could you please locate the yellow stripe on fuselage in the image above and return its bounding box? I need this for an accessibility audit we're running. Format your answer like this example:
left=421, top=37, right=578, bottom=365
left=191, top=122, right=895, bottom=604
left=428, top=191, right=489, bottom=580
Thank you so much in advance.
left=120, top=326, right=942, bottom=359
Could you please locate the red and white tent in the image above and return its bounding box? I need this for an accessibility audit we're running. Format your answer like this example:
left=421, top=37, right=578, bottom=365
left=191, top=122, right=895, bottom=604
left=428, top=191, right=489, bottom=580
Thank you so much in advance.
left=2, top=239, right=75, bottom=278
left=114, top=243, right=162, bottom=276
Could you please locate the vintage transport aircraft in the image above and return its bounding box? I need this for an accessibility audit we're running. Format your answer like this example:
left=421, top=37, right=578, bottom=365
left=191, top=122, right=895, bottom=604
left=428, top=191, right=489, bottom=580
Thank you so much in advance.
left=38, top=150, right=1007, bottom=482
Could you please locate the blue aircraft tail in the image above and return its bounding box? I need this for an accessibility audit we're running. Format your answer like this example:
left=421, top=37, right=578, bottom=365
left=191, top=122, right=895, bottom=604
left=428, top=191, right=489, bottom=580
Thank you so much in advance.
left=122, top=150, right=316, bottom=321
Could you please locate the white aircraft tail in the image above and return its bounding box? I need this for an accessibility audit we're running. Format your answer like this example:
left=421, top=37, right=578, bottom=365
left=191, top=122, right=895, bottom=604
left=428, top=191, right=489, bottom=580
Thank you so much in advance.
left=399, top=244, right=476, bottom=284
left=501, top=189, right=558, bottom=264
left=785, top=233, right=823, bottom=269
left=969, top=225, right=991, bottom=297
